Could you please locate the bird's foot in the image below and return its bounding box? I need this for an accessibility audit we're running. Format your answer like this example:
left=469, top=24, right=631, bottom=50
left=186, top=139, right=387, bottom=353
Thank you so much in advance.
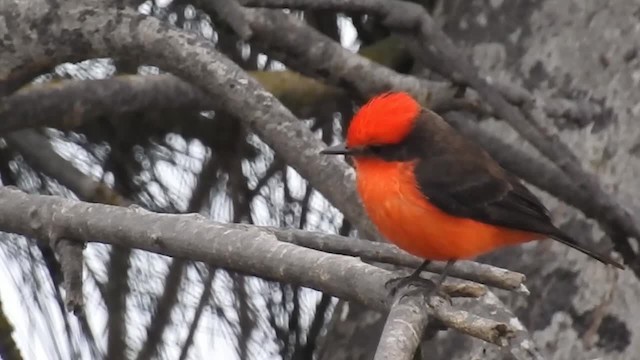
left=385, top=275, right=450, bottom=303
left=385, top=274, right=431, bottom=296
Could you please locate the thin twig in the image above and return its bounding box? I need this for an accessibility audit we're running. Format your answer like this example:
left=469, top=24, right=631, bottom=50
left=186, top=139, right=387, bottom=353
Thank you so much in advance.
left=5, top=130, right=130, bottom=206
left=53, top=238, right=85, bottom=314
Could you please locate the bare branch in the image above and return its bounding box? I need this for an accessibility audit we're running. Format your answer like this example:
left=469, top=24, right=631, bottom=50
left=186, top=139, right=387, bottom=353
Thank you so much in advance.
left=0, top=75, right=209, bottom=134
left=0, top=188, right=520, bottom=346
left=4, top=130, right=130, bottom=206
left=5, top=129, right=133, bottom=319
left=374, top=289, right=431, bottom=360
left=297, top=294, right=332, bottom=358
left=137, top=153, right=220, bottom=360
left=373, top=284, right=515, bottom=360
left=266, top=226, right=527, bottom=292
left=0, top=71, right=346, bottom=133
left=194, top=0, right=450, bottom=104
left=435, top=291, right=545, bottom=360
left=209, top=0, right=253, bottom=40
left=53, top=238, right=85, bottom=314
left=480, top=291, right=545, bottom=360
left=5, top=128, right=135, bottom=353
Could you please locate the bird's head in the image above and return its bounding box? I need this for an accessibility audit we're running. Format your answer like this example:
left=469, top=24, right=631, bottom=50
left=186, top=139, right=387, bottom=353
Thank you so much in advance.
left=321, top=92, right=421, bottom=158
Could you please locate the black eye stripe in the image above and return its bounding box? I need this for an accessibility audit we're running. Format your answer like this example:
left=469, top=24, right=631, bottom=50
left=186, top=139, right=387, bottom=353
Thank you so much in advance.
left=364, top=143, right=416, bottom=161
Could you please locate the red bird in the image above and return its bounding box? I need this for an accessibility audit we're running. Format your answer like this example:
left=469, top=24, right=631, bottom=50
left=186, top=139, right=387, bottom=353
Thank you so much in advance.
left=321, top=92, right=623, bottom=288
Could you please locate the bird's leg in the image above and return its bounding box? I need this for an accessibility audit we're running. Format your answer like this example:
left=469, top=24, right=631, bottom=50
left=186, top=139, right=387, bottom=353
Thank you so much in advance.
left=402, top=260, right=456, bottom=304
left=433, top=260, right=454, bottom=290
left=384, top=260, right=432, bottom=296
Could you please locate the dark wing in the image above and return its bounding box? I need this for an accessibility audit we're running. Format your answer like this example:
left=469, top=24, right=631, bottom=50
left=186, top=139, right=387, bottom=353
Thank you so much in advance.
left=407, top=109, right=623, bottom=268
left=414, top=154, right=556, bottom=234
left=413, top=154, right=624, bottom=268
left=408, top=109, right=553, bottom=231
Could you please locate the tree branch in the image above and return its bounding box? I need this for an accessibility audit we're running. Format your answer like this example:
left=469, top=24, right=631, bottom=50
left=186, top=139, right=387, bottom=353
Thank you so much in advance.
left=0, top=188, right=522, bottom=346
left=0, top=75, right=208, bottom=134
left=0, top=72, right=342, bottom=133
left=209, top=0, right=253, bottom=40
left=6, top=126, right=135, bottom=355
left=4, top=130, right=130, bottom=206
left=53, top=238, right=85, bottom=313
left=136, top=154, right=218, bottom=360
left=196, top=0, right=451, bottom=104
left=265, top=225, right=527, bottom=292
left=0, top=31, right=420, bottom=134
left=374, top=289, right=431, bottom=360
left=426, top=290, right=545, bottom=360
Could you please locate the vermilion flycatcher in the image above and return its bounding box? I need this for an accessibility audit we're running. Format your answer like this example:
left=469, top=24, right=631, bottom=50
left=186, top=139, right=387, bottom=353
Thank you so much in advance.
left=321, top=92, right=623, bottom=288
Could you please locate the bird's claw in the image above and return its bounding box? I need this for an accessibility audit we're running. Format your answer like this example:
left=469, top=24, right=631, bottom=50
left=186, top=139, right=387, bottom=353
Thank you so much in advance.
left=384, top=276, right=428, bottom=296
left=385, top=275, right=451, bottom=303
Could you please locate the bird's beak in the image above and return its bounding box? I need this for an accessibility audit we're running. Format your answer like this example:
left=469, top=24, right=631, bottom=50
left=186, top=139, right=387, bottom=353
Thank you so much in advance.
left=320, top=143, right=350, bottom=155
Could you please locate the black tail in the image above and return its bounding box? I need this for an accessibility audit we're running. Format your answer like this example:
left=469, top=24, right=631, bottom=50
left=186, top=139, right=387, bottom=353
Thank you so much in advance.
left=549, top=230, right=624, bottom=269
